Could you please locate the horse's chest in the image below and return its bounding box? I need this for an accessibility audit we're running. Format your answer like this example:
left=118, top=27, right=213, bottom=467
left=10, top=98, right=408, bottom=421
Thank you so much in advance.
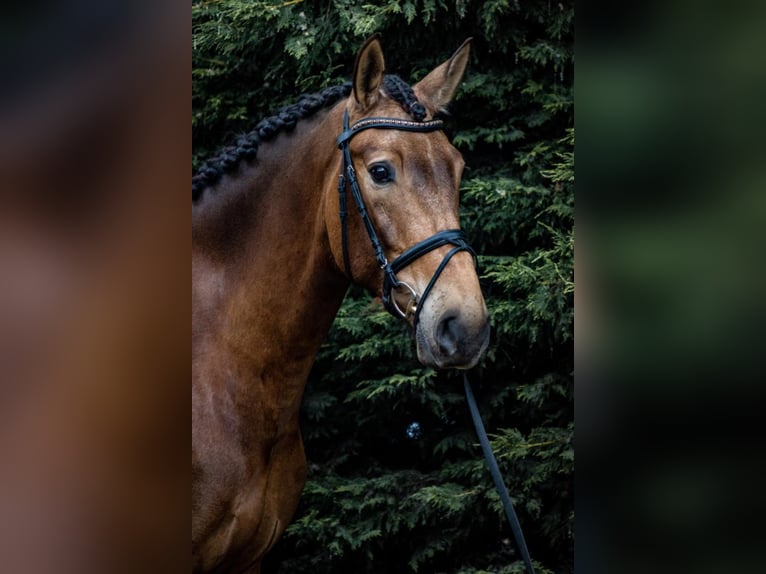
left=192, top=423, right=305, bottom=573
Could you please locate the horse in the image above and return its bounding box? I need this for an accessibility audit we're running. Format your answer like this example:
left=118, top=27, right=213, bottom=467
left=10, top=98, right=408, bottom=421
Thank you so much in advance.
left=192, top=36, right=490, bottom=573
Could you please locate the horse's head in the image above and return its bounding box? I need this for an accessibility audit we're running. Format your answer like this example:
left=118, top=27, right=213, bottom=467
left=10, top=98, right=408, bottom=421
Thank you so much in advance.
left=326, top=37, right=489, bottom=370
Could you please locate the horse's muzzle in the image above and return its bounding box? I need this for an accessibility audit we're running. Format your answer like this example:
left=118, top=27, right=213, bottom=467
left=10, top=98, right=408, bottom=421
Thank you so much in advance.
left=416, top=306, right=490, bottom=370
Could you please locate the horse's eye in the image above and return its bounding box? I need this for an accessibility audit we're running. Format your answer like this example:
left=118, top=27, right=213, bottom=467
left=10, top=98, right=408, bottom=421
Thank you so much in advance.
left=369, top=164, right=393, bottom=184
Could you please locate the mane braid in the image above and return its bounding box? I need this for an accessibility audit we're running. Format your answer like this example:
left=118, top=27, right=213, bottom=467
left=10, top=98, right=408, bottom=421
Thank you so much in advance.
left=192, top=82, right=352, bottom=203
left=381, top=74, right=427, bottom=122
left=192, top=75, right=425, bottom=203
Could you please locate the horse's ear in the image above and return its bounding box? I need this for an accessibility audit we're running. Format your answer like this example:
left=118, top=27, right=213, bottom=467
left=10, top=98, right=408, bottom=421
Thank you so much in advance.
left=353, top=35, right=386, bottom=110
left=414, top=38, right=472, bottom=112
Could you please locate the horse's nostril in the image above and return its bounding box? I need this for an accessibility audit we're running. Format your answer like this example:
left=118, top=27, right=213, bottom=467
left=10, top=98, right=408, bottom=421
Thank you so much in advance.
left=435, top=313, right=465, bottom=357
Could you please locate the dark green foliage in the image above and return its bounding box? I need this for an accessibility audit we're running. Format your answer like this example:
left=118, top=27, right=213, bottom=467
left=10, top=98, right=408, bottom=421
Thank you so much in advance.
left=193, top=1, right=573, bottom=572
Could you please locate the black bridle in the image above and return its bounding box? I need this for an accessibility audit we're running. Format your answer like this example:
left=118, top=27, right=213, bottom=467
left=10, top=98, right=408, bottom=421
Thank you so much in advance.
left=336, top=110, right=476, bottom=324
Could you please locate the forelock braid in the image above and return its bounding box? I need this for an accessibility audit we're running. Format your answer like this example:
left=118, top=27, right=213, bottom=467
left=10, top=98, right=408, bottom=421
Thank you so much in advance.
left=381, top=74, right=427, bottom=122
left=192, top=82, right=352, bottom=203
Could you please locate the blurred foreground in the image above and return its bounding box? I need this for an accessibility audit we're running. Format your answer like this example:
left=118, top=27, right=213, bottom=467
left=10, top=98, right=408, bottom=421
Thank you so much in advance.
left=578, top=1, right=766, bottom=572
left=0, top=3, right=188, bottom=572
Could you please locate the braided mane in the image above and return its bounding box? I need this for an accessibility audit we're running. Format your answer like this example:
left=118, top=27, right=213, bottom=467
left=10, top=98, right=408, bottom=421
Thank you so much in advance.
left=381, top=75, right=426, bottom=121
left=192, top=74, right=427, bottom=203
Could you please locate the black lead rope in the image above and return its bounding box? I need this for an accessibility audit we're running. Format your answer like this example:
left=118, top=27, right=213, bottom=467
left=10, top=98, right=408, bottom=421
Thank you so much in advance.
left=464, top=374, right=537, bottom=574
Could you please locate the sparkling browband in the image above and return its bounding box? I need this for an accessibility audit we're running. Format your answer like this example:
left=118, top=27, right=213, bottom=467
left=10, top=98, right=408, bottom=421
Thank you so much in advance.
left=350, top=117, right=443, bottom=131
left=337, top=116, right=443, bottom=147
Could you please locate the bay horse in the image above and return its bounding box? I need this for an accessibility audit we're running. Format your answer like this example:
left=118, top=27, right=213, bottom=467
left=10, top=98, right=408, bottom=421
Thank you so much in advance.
left=192, top=37, right=489, bottom=573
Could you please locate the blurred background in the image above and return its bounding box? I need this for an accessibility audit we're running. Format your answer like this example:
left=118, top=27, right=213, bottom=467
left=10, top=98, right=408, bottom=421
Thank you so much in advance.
left=0, top=1, right=188, bottom=572
left=577, top=1, right=766, bottom=572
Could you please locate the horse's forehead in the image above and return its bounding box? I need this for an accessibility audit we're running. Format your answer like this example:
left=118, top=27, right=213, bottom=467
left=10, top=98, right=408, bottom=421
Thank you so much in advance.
left=358, top=129, right=456, bottom=181
left=349, top=99, right=461, bottom=184
left=357, top=109, right=456, bottom=160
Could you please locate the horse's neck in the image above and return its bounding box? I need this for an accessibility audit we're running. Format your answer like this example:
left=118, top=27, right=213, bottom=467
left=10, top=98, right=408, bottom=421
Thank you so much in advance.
left=193, top=104, right=347, bottom=404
